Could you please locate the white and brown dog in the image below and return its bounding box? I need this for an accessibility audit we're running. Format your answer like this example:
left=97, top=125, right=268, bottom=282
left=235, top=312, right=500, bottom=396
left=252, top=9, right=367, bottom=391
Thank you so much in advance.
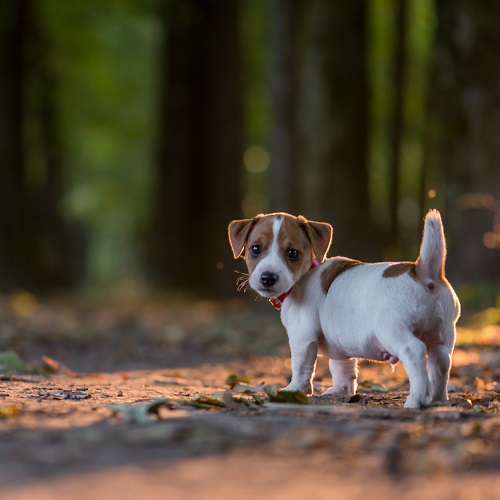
left=228, top=210, right=460, bottom=408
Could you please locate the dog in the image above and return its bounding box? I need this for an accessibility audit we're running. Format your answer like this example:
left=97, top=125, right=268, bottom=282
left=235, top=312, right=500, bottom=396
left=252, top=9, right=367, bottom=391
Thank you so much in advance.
left=228, top=210, right=460, bottom=408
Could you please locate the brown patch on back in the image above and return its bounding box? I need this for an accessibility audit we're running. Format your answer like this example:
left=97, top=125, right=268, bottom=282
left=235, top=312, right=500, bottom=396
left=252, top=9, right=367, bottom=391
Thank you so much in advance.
left=382, top=262, right=418, bottom=280
left=321, top=258, right=363, bottom=294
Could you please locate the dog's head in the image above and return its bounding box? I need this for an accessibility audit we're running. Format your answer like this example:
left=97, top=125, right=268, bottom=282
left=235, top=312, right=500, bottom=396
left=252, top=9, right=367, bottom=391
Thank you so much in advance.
left=228, top=212, right=333, bottom=298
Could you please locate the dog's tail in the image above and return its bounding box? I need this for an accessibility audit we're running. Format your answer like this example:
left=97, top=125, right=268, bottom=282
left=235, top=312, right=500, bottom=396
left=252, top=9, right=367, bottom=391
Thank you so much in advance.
left=417, top=209, right=446, bottom=282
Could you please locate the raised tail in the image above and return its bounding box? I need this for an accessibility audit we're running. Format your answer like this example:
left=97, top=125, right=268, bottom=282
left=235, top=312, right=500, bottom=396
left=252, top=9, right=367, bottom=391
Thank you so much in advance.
left=417, top=209, right=446, bottom=282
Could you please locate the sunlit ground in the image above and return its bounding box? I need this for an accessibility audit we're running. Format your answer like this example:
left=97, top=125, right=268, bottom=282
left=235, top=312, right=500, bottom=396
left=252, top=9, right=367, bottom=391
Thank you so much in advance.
left=1, top=292, right=500, bottom=499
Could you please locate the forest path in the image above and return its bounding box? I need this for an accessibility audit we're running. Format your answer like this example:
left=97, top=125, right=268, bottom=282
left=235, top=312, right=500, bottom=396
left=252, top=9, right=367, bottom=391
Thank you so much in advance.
left=1, top=346, right=500, bottom=500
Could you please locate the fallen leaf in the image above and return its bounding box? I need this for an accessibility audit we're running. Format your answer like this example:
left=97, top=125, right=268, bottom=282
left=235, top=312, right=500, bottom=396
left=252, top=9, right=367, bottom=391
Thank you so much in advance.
left=225, top=374, right=252, bottom=389
left=360, top=380, right=390, bottom=393
left=0, top=404, right=22, bottom=418
left=474, top=376, right=486, bottom=392
left=0, top=375, right=37, bottom=383
left=232, top=382, right=266, bottom=394
left=472, top=404, right=488, bottom=414
left=42, top=356, right=79, bottom=378
left=347, top=394, right=369, bottom=404
left=0, top=351, right=30, bottom=374
left=154, top=377, right=200, bottom=387
left=184, top=394, right=227, bottom=409
left=264, top=385, right=309, bottom=404
left=263, top=384, right=281, bottom=396
left=109, top=399, right=171, bottom=423
left=220, top=392, right=262, bottom=411
left=251, top=394, right=266, bottom=406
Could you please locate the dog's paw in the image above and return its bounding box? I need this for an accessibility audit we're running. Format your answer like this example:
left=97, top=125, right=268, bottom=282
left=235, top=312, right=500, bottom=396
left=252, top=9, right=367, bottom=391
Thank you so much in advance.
left=321, top=386, right=354, bottom=397
left=404, top=394, right=432, bottom=409
left=403, top=397, right=421, bottom=409
left=282, top=382, right=313, bottom=396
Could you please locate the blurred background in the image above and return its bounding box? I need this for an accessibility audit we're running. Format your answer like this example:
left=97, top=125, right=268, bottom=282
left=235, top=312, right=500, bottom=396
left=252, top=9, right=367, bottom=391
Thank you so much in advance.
left=0, top=0, right=499, bottom=318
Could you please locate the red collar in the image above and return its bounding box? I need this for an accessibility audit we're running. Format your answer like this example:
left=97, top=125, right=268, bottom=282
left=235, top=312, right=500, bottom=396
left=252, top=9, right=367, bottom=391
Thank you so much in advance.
left=269, top=258, right=321, bottom=311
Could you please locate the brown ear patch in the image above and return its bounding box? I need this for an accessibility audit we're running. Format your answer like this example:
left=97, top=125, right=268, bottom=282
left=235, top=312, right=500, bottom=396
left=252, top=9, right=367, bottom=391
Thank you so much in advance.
left=321, top=258, right=363, bottom=294
left=228, top=218, right=255, bottom=259
left=298, top=216, right=333, bottom=262
left=382, top=262, right=418, bottom=281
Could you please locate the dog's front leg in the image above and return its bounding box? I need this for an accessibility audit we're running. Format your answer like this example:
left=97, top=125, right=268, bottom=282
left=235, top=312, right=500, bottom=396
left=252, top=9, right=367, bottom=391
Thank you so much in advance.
left=282, top=338, right=318, bottom=396
left=322, top=358, right=358, bottom=397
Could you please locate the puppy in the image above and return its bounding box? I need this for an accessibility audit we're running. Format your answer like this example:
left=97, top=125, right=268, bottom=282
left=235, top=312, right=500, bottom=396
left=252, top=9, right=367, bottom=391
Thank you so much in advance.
left=228, top=210, right=460, bottom=408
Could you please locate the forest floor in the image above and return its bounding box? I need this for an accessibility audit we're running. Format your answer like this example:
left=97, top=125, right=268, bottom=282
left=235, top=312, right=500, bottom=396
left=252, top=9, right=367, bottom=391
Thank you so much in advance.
left=0, top=293, right=500, bottom=500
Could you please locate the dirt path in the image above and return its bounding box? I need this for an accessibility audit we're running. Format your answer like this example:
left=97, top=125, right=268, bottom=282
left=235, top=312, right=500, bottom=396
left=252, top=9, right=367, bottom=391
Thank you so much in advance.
left=1, top=298, right=499, bottom=499
left=1, top=352, right=500, bottom=500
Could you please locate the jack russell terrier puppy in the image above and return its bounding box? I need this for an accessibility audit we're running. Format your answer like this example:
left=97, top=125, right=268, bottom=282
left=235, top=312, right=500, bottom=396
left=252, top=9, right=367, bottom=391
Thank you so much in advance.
left=228, top=210, right=460, bottom=408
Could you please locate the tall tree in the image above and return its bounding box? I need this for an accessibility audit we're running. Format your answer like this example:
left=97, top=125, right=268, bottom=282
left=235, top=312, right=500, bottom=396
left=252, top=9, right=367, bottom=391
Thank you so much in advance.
left=388, top=0, right=407, bottom=255
left=151, top=0, right=244, bottom=297
left=304, top=0, right=373, bottom=260
left=425, top=0, right=500, bottom=281
left=0, top=0, right=34, bottom=289
left=268, top=0, right=305, bottom=213
left=0, top=0, right=80, bottom=291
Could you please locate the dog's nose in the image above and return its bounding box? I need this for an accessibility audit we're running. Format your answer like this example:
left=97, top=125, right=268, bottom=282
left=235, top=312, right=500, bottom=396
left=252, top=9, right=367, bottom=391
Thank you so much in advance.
left=260, top=271, right=278, bottom=287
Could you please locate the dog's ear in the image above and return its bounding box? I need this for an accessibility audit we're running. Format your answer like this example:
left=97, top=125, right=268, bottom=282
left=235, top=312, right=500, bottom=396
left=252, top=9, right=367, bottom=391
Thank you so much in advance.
left=228, top=218, right=255, bottom=259
left=298, top=216, right=333, bottom=262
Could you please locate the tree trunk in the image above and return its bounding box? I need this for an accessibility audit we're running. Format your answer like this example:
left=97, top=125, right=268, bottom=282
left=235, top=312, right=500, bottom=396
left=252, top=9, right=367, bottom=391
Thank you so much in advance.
left=0, top=0, right=33, bottom=289
left=151, top=0, right=244, bottom=297
left=0, top=0, right=81, bottom=291
left=34, top=21, right=77, bottom=288
left=426, top=0, right=500, bottom=282
left=268, top=0, right=305, bottom=213
left=304, top=0, right=373, bottom=260
left=388, top=0, right=407, bottom=256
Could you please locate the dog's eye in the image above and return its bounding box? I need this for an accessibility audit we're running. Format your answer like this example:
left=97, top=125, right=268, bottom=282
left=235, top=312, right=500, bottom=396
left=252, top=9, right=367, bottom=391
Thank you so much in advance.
left=250, top=245, right=262, bottom=257
left=288, top=248, right=299, bottom=261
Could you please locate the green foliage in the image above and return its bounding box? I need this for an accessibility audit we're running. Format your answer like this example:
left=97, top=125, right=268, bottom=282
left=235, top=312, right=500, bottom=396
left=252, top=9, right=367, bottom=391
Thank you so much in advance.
left=368, top=0, right=435, bottom=231
left=0, top=351, right=30, bottom=374
left=241, top=0, right=270, bottom=215
left=15, top=0, right=493, bottom=290
left=458, top=281, right=500, bottom=313
left=39, top=0, right=160, bottom=287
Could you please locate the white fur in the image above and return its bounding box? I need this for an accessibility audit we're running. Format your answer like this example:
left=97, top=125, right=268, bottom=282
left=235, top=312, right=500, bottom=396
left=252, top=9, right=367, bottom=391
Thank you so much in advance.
left=419, top=210, right=446, bottom=281
left=247, top=211, right=461, bottom=409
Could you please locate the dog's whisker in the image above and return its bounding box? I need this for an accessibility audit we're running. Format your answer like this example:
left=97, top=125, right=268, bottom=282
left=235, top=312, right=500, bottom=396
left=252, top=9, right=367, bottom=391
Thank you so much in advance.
left=234, top=270, right=249, bottom=278
left=235, top=272, right=249, bottom=293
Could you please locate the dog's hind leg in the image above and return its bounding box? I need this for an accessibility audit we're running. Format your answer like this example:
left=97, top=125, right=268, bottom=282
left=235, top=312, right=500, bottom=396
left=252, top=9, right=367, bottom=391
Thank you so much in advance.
left=427, top=325, right=456, bottom=404
left=427, top=343, right=453, bottom=404
left=322, top=358, right=358, bottom=397
left=389, top=330, right=432, bottom=408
